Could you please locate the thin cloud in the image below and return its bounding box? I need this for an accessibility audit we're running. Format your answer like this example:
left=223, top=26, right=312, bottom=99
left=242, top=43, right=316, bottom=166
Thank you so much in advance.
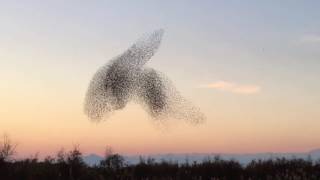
left=200, top=81, right=261, bottom=94
left=300, top=34, right=320, bottom=43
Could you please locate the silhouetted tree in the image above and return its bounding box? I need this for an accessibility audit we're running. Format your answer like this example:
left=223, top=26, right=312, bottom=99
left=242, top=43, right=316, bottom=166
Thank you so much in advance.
left=66, top=145, right=85, bottom=180
left=0, top=134, right=17, bottom=162
left=99, top=147, right=125, bottom=179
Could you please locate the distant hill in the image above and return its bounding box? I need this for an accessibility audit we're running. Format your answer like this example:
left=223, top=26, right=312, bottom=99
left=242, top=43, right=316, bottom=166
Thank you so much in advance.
left=309, top=148, right=320, bottom=155
left=83, top=154, right=103, bottom=166
left=83, top=150, right=320, bottom=166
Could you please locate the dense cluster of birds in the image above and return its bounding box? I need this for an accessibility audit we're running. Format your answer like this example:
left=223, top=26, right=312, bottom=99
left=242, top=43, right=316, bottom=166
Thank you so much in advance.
left=84, top=29, right=205, bottom=123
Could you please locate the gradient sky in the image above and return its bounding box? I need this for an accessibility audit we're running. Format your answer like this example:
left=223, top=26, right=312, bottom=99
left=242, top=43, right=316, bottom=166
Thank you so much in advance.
left=1, top=0, right=320, bottom=158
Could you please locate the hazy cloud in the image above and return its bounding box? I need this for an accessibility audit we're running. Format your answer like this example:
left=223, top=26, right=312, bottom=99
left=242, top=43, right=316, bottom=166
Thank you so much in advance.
left=200, top=81, right=261, bottom=94
left=300, top=34, right=320, bottom=43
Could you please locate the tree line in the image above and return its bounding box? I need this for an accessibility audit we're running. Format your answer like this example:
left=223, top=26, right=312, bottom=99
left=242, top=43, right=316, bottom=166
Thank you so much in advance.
left=1, top=135, right=320, bottom=179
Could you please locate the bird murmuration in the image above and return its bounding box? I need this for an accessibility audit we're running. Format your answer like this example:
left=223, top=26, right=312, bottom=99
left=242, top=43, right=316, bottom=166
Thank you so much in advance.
left=84, top=29, right=205, bottom=123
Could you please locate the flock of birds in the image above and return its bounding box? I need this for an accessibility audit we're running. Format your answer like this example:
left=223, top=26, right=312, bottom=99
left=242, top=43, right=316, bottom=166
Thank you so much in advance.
left=84, top=29, right=205, bottom=123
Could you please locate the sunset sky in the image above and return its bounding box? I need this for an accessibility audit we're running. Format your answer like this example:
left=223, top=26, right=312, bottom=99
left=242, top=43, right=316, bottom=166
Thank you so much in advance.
left=1, top=0, right=320, bottom=158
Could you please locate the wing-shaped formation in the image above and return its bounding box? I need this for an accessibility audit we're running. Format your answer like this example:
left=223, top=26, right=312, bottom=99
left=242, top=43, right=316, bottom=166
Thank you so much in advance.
left=84, top=29, right=205, bottom=123
left=113, top=29, right=164, bottom=69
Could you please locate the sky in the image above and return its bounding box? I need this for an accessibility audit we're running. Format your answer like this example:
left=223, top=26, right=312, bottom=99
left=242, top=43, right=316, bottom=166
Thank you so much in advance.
left=1, top=0, right=320, bottom=158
